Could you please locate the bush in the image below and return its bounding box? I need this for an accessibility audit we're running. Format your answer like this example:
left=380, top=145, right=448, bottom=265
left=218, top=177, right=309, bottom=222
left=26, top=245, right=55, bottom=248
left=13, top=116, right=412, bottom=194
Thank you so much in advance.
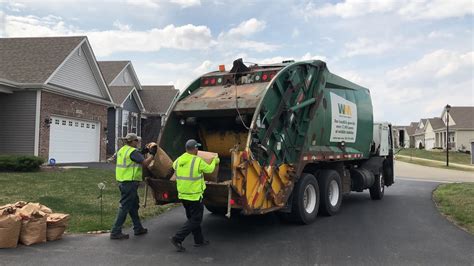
left=0, top=155, right=44, bottom=172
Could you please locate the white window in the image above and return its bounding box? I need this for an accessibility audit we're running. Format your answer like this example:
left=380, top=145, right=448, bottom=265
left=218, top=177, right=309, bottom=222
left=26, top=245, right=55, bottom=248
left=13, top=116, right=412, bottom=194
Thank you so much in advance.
left=130, top=113, right=138, bottom=134
left=122, top=110, right=129, bottom=136
left=55, top=119, right=60, bottom=125
left=75, top=122, right=79, bottom=127
left=62, top=120, right=66, bottom=125
left=68, top=121, right=73, bottom=126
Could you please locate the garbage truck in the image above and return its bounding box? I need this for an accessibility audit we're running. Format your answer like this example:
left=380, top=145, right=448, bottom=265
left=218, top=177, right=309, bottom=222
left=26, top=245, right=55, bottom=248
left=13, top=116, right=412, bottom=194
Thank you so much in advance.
left=146, top=59, right=394, bottom=224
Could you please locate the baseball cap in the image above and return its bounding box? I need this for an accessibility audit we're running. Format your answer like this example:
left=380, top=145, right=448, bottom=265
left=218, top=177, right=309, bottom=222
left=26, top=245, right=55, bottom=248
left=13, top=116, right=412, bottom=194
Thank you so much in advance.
left=185, top=139, right=202, bottom=150
left=124, top=133, right=141, bottom=142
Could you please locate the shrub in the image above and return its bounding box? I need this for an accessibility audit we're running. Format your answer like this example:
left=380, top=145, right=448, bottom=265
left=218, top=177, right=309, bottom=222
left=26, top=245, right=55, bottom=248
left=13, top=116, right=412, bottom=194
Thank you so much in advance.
left=0, top=155, right=44, bottom=172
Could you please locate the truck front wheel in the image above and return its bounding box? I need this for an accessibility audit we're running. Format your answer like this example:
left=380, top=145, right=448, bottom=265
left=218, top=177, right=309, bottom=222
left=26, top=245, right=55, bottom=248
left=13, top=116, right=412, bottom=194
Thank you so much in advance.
left=289, top=173, right=320, bottom=224
left=318, top=170, right=342, bottom=216
left=369, top=172, right=385, bottom=200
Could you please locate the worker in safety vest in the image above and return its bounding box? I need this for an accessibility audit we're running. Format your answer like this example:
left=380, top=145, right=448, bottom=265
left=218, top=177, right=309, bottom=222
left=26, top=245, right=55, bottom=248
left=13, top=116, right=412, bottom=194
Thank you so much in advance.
left=110, top=133, right=156, bottom=240
left=170, top=139, right=219, bottom=252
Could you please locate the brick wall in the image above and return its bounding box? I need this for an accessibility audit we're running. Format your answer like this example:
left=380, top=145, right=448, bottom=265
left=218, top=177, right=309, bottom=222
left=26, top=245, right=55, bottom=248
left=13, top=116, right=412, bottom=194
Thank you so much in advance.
left=39, top=91, right=108, bottom=161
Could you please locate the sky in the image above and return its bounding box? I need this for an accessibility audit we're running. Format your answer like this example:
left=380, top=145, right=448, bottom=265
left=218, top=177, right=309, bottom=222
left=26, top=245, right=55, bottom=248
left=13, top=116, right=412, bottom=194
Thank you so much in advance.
left=0, top=0, right=473, bottom=125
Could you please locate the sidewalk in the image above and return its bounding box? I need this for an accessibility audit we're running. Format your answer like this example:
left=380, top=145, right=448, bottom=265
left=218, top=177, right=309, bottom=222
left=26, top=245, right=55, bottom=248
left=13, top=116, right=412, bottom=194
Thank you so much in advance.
left=396, top=155, right=474, bottom=170
left=395, top=160, right=474, bottom=183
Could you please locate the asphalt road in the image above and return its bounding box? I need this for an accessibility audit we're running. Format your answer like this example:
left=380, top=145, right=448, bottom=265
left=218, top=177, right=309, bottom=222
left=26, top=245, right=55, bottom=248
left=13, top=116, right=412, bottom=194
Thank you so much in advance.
left=1, top=179, right=473, bottom=266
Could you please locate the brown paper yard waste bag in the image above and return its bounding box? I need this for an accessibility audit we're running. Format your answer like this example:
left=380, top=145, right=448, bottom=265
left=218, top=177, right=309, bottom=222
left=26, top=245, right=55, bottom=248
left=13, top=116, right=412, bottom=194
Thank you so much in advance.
left=46, top=213, right=70, bottom=241
left=18, top=203, right=47, bottom=246
left=19, top=214, right=47, bottom=246
left=197, top=151, right=219, bottom=182
left=0, top=207, right=22, bottom=248
left=148, top=145, right=174, bottom=179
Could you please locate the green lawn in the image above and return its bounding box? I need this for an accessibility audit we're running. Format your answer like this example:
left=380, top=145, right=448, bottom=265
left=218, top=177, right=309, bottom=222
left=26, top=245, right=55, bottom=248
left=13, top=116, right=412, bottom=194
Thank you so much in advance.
left=397, top=148, right=472, bottom=165
left=0, top=168, right=173, bottom=233
left=433, top=183, right=474, bottom=234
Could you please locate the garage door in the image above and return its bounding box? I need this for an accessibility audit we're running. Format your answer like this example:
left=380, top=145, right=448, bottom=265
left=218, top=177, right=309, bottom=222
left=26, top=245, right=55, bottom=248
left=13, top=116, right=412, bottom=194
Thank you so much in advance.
left=49, top=116, right=100, bottom=163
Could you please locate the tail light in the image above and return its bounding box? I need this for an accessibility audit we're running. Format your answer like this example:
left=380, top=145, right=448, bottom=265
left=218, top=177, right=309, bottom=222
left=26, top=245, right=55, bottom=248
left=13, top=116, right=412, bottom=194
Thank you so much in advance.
left=230, top=199, right=236, bottom=205
left=162, top=192, right=169, bottom=199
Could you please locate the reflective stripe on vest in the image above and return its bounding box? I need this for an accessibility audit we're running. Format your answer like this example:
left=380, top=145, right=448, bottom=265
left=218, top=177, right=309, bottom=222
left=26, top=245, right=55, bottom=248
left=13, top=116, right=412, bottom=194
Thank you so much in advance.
left=116, top=145, right=142, bottom=182
left=175, top=156, right=205, bottom=201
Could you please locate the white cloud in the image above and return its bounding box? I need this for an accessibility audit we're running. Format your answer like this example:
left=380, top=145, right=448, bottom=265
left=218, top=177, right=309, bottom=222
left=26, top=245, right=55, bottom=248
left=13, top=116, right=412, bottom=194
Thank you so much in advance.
left=126, top=0, right=200, bottom=8
left=113, top=20, right=131, bottom=31
left=170, top=0, right=201, bottom=8
left=217, top=18, right=279, bottom=52
left=193, top=60, right=213, bottom=75
left=305, top=0, right=397, bottom=19
left=302, top=0, right=473, bottom=20
left=398, top=0, right=473, bottom=20
left=225, top=18, right=266, bottom=38
left=291, top=28, right=299, bottom=38
left=344, top=38, right=395, bottom=57
left=126, top=0, right=160, bottom=8
left=4, top=14, right=215, bottom=56
left=388, top=50, right=474, bottom=80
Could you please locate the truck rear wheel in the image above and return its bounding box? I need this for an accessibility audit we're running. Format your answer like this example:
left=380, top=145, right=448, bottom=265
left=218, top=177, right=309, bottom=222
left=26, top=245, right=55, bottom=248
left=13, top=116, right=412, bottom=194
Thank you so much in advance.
left=289, top=173, right=320, bottom=224
left=318, top=170, right=342, bottom=216
left=369, top=172, right=384, bottom=200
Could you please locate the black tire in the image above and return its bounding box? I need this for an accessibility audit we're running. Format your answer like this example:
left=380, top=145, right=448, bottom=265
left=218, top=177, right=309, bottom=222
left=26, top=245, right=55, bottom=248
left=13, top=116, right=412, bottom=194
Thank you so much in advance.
left=318, top=170, right=342, bottom=216
left=369, top=171, right=385, bottom=200
left=289, top=173, right=320, bottom=224
left=204, top=204, right=227, bottom=215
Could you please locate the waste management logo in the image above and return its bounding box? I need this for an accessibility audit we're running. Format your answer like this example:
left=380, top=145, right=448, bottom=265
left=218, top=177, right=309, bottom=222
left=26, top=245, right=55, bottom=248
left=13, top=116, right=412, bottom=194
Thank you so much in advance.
left=330, top=92, right=358, bottom=143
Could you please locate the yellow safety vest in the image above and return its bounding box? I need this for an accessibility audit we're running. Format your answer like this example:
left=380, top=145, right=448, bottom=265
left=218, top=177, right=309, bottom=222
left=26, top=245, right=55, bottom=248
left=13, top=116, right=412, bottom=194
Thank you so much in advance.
left=116, top=145, right=142, bottom=182
left=173, top=153, right=215, bottom=201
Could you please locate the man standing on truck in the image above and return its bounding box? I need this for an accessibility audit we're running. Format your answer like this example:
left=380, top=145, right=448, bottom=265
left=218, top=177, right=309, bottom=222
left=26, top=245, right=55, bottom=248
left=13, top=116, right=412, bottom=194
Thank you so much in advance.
left=170, top=139, right=219, bottom=252
left=110, top=133, right=157, bottom=240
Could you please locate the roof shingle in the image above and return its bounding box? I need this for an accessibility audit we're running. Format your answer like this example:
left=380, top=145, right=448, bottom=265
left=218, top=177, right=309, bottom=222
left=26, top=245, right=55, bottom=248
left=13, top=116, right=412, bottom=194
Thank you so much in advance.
left=0, top=36, right=85, bottom=84
left=108, top=85, right=134, bottom=104
left=139, top=86, right=178, bottom=114
left=97, top=61, right=129, bottom=85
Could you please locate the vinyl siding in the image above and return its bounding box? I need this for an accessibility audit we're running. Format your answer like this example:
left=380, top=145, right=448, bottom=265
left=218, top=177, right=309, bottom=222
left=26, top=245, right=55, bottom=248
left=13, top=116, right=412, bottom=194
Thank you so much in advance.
left=0, top=91, right=37, bottom=154
left=49, top=45, right=103, bottom=97
left=110, top=67, right=134, bottom=86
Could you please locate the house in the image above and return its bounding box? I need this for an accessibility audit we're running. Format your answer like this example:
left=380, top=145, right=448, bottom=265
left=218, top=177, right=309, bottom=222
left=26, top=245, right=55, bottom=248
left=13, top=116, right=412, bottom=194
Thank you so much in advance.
left=407, top=106, right=474, bottom=152
left=97, top=61, right=145, bottom=155
left=405, top=122, right=419, bottom=148
left=0, top=36, right=113, bottom=163
left=139, top=85, right=179, bottom=145
left=413, top=119, right=428, bottom=149
left=434, top=106, right=474, bottom=152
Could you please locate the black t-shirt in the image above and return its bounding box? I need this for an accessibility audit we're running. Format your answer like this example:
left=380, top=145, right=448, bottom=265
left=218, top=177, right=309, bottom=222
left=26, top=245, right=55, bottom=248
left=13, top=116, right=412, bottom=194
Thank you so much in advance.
left=130, top=150, right=145, bottom=163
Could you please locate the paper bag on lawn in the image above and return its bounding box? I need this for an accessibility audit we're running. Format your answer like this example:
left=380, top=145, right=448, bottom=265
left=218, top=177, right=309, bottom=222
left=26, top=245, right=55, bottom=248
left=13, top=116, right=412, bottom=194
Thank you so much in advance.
left=19, top=213, right=47, bottom=246
left=17, top=203, right=51, bottom=220
left=197, top=151, right=219, bottom=182
left=0, top=209, right=21, bottom=248
left=148, top=147, right=174, bottom=179
left=46, top=213, right=70, bottom=241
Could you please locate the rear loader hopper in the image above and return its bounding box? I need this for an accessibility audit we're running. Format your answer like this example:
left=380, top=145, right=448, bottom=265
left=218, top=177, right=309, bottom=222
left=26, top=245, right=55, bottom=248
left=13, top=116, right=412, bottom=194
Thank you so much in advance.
left=147, top=59, right=394, bottom=224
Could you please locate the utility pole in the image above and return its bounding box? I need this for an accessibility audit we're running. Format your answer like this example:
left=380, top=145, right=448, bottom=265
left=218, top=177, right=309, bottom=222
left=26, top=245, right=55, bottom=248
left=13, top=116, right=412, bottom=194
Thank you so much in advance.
left=445, top=104, right=451, bottom=167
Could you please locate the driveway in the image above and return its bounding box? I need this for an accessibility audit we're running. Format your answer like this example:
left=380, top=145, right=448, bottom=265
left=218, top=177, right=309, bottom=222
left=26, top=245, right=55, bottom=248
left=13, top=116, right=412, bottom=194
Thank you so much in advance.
left=1, top=177, right=473, bottom=266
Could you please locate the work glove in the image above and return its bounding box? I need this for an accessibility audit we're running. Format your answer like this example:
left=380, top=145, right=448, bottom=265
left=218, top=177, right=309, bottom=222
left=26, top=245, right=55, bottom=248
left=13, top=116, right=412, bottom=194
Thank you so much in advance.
left=146, top=142, right=158, bottom=156
left=149, top=145, right=157, bottom=156
left=140, top=147, right=150, bottom=155
left=213, top=157, right=220, bottom=164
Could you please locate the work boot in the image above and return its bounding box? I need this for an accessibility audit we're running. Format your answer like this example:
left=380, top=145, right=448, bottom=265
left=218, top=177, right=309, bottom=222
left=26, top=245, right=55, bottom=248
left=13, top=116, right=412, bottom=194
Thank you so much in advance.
left=134, top=228, right=148, bottom=236
left=170, top=237, right=186, bottom=252
left=193, top=240, right=210, bottom=247
left=110, top=232, right=129, bottom=240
